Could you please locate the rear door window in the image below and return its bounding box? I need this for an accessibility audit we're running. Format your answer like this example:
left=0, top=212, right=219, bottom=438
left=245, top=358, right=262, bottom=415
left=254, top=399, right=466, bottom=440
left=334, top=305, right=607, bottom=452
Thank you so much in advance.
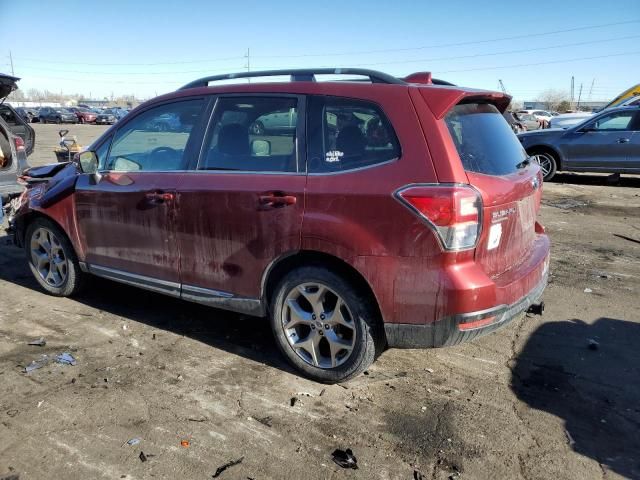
left=307, top=96, right=400, bottom=173
left=199, top=96, right=300, bottom=173
left=445, top=103, right=528, bottom=176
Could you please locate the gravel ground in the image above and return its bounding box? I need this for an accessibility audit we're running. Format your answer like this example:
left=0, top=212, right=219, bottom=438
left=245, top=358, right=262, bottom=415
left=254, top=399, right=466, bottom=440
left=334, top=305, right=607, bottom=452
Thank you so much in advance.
left=0, top=123, right=638, bottom=479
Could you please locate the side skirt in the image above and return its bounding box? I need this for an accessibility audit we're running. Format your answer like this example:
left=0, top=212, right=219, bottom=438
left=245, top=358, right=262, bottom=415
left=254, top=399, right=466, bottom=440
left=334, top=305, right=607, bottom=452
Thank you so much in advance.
left=85, top=263, right=264, bottom=317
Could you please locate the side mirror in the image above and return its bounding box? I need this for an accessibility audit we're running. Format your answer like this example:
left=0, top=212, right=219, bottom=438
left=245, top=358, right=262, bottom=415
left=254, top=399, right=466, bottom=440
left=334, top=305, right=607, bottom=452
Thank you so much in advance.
left=251, top=139, right=271, bottom=156
left=78, top=151, right=98, bottom=174
left=58, top=129, right=69, bottom=138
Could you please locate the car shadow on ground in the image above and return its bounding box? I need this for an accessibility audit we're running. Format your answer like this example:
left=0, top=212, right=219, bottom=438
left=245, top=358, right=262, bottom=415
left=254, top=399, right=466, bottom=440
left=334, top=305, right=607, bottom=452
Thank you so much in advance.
left=511, top=317, right=640, bottom=478
left=0, top=235, right=298, bottom=377
left=550, top=173, right=640, bottom=188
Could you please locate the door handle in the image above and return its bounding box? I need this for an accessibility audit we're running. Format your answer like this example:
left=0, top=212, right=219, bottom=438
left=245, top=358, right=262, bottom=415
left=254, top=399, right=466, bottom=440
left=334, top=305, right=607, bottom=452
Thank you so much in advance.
left=617, top=138, right=630, bottom=143
left=145, top=191, right=175, bottom=204
left=258, top=193, right=297, bottom=208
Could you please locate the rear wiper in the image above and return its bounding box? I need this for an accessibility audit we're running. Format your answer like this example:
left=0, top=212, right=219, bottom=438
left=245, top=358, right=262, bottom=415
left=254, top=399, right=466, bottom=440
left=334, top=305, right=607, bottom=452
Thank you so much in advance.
left=516, top=157, right=532, bottom=169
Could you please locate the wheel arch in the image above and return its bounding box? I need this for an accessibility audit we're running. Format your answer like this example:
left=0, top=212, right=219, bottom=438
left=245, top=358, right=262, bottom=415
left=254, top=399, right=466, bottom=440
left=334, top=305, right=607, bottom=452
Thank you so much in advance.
left=526, top=144, right=564, bottom=170
left=262, top=250, right=386, bottom=332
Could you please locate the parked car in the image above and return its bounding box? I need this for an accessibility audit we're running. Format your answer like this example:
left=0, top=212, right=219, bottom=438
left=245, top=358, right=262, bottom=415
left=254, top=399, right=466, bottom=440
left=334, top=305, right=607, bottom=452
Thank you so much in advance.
left=503, top=111, right=526, bottom=133
left=518, top=109, right=553, bottom=125
left=67, top=107, right=97, bottom=124
left=95, top=110, right=117, bottom=125
left=519, top=105, right=640, bottom=180
left=0, top=74, right=32, bottom=200
left=39, top=107, right=78, bottom=124
left=548, top=111, right=593, bottom=129
left=7, top=68, right=549, bottom=382
left=15, top=107, right=38, bottom=123
left=514, top=112, right=542, bottom=131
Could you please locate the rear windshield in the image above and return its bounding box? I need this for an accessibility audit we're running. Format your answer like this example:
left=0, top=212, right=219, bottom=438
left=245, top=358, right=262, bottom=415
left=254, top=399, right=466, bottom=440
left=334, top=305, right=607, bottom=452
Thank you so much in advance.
left=445, top=103, right=528, bottom=176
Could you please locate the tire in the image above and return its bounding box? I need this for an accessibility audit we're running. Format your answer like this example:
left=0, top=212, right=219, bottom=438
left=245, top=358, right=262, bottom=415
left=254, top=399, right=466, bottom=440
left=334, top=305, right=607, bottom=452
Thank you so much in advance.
left=79, top=117, right=85, bottom=124
left=56, top=118, right=62, bottom=124
left=25, top=217, right=85, bottom=297
left=270, top=266, right=383, bottom=383
left=530, top=149, right=558, bottom=181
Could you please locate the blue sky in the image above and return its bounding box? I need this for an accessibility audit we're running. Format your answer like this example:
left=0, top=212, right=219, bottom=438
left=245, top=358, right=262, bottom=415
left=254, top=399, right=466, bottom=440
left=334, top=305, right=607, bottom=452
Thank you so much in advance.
left=0, top=0, right=638, bottom=102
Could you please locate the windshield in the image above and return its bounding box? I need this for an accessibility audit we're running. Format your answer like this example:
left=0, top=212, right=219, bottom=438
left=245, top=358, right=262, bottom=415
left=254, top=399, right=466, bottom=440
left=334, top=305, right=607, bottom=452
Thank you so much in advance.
left=445, top=103, right=528, bottom=176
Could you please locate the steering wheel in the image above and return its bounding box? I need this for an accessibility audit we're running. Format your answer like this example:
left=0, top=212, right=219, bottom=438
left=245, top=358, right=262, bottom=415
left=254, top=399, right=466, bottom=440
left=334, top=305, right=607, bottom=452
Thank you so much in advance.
left=149, top=146, right=180, bottom=169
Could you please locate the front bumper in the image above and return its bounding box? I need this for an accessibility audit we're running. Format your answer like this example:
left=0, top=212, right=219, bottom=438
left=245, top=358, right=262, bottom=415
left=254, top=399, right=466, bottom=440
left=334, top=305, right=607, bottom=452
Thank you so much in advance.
left=385, top=271, right=548, bottom=348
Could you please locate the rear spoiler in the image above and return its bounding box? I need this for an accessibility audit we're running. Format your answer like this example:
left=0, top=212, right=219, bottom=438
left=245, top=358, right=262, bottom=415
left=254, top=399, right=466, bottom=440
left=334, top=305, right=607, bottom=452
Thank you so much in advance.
left=418, top=88, right=512, bottom=119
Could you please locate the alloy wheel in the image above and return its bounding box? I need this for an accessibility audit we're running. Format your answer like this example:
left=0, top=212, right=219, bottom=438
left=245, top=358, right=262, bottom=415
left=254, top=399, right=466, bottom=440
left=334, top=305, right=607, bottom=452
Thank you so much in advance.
left=281, top=283, right=356, bottom=369
left=533, top=153, right=554, bottom=178
left=30, top=227, right=68, bottom=288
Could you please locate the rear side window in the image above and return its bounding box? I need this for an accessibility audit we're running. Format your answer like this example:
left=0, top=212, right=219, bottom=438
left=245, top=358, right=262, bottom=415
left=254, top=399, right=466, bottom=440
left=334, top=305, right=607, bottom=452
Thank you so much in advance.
left=445, top=103, right=528, bottom=176
left=308, top=96, right=400, bottom=173
left=199, top=96, right=299, bottom=173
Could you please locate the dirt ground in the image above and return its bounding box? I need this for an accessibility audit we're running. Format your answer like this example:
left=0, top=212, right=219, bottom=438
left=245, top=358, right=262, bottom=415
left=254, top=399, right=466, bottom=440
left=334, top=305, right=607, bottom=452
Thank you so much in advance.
left=0, top=123, right=639, bottom=480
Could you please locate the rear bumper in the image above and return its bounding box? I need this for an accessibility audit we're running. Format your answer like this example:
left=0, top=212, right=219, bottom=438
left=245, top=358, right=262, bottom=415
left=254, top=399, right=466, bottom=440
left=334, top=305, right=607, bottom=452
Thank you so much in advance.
left=385, top=270, right=548, bottom=348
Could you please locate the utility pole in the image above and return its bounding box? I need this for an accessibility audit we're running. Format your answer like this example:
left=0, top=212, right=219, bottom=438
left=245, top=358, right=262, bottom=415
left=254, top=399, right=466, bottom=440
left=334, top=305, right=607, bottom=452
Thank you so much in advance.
left=498, top=79, right=506, bottom=94
left=8, top=51, right=14, bottom=76
left=244, top=48, right=251, bottom=83
left=588, top=78, right=595, bottom=101
left=570, top=76, right=575, bottom=106
left=576, top=83, right=583, bottom=109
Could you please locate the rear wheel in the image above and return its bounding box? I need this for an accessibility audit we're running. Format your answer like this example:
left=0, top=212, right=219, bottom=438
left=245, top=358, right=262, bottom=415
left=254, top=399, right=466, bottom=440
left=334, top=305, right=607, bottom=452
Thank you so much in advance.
left=270, top=266, right=382, bottom=383
left=531, top=150, right=558, bottom=181
left=25, top=218, right=85, bottom=297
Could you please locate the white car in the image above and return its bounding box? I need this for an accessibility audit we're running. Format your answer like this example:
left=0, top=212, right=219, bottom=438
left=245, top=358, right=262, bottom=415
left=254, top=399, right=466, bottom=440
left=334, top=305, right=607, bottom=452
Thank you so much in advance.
left=549, top=111, right=593, bottom=129
left=518, top=109, right=553, bottom=124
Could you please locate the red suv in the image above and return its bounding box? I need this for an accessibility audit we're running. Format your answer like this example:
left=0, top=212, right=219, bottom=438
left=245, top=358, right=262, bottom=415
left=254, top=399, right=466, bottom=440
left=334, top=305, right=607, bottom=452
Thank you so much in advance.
left=8, top=69, right=550, bottom=383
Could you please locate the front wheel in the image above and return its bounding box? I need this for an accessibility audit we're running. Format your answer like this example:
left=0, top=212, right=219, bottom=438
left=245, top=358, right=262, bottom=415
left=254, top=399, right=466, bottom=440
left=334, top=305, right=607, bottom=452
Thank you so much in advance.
left=531, top=150, right=558, bottom=181
left=270, top=266, right=383, bottom=383
left=25, top=218, right=85, bottom=297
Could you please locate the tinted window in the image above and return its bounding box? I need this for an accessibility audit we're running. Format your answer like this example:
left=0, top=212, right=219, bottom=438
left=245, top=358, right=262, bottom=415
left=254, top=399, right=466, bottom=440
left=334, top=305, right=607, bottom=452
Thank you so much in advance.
left=105, top=99, right=204, bottom=172
left=199, top=97, right=298, bottom=172
left=590, top=111, right=635, bottom=131
left=308, top=96, right=400, bottom=173
left=445, top=103, right=528, bottom=176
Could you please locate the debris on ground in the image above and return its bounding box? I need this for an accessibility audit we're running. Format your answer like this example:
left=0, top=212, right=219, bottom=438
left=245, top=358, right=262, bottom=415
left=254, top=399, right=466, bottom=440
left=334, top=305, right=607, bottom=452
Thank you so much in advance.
left=587, top=339, right=600, bottom=351
left=424, top=368, right=434, bottom=373
left=55, top=352, right=76, bottom=366
left=126, top=438, right=140, bottom=446
left=584, top=288, right=593, bottom=293
left=544, top=198, right=588, bottom=210
left=139, top=451, right=148, bottom=462
left=27, top=338, right=46, bottom=347
left=290, top=397, right=297, bottom=407
left=180, top=440, right=190, bottom=447
left=24, top=355, right=49, bottom=373
left=413, top=470, right=425, bottom=480
left=187, top=416, right=207, bottom=422
left=212, top=457, right=244, bottom=478
left=255, top=416, right=272, bottom=428
left=331, top=448, right=358, bottom=469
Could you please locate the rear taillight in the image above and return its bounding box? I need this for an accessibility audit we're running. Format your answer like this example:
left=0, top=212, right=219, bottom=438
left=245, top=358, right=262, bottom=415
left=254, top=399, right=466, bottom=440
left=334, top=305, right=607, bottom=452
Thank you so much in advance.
left=395, top=184, right=482, bottom=251
left=14, top=137, right=25, bottom=153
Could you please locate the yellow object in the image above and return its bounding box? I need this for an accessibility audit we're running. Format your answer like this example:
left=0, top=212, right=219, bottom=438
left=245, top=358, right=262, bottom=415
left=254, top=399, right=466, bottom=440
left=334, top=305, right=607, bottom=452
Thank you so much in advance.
left=603, top=83, right=640, bottom=109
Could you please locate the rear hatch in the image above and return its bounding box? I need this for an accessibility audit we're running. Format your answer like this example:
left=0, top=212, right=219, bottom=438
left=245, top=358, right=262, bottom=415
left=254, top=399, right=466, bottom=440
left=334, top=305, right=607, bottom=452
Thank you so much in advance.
left=444, top=102, right=543, bottom=279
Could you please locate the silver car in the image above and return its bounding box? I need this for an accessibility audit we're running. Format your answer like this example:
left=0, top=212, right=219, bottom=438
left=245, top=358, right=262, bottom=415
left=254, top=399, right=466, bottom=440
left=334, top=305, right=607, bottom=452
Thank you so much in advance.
left=518, top=106, right=640, bottom=180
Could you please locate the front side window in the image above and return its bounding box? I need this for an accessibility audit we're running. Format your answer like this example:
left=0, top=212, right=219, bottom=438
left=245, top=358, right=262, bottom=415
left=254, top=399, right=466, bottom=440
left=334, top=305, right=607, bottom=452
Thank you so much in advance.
left=105, top=99, right=204, bottom=172
left=445, top=103, right=528, bottom=176
left=308, top=96, right=400, bottom=173
left=199, top=97, right=299, bottom=173
left=590, top=111, right=635, bottom=131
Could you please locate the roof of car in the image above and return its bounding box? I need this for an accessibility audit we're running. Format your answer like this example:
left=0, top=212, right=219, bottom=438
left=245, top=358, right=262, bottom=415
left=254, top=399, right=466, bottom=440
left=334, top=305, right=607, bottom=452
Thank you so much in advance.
left=139, top=69, right=510, bottom=119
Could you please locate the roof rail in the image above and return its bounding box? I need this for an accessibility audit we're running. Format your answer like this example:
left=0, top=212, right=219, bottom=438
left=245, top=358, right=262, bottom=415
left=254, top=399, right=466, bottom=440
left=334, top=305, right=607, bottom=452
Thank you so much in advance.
left=179, top=68, right=406, bottom=90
